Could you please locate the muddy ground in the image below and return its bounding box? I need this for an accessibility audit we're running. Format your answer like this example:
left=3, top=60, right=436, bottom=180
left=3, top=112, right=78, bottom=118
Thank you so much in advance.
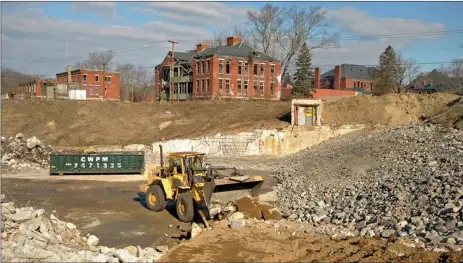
left=160, top=220, right=463, bottom=263
left=1, top=169, right=276, bottom=249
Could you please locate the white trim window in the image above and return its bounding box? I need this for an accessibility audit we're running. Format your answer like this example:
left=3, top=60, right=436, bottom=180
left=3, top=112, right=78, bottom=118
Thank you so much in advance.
left=218, top=78, right=223, bottom=92
left=237, top=80, right=242, bottom=96
left=225, top=79, right=230, bottom=94
left=260, top=81, right=265, bottom=96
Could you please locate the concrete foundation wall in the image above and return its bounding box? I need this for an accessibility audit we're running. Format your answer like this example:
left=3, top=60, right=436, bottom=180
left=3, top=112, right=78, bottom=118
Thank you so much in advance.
left=152, top=124, right=364, bottom=158
left=81, top=125, right=364, bottom=170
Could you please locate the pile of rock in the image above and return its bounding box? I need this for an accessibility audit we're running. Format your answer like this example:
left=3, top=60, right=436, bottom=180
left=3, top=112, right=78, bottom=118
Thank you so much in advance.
left=1, top=194, right=168, bottom=262
left=275, top=124, right=463, bottom=250
left=1, top=134, right=51, bottom=173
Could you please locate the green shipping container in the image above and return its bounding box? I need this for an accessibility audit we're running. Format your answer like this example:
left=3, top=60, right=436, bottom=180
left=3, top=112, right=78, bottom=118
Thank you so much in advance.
left=50, top=151, right=144, bottom=175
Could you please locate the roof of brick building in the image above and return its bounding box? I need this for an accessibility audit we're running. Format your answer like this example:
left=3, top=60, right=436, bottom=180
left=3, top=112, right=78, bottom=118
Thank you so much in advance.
left=193, top=43, right=279, bottom=62
left=321, top=64, right=378, bottom=80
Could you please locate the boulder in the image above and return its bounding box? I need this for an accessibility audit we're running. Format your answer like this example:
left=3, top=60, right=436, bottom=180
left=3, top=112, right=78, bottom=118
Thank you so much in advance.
left=87, top=235, right=99, bottom=246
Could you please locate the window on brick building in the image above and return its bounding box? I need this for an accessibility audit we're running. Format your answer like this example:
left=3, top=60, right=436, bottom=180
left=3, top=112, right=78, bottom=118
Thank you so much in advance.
left=271, top=65, right=275, bottom=76
left=238, top=62, right=242, bottom=75
left=95, top=85, right=99, bottom=96
left=89, top=85, right=93, bottom=96
left=196, top=80, right=200, bottom=93
left=254, top=64, right=258, bottom=75
left=206, top=60, right=210, bottom=74
left=206, top=79, right=210, bottom=93
left=260, top=64, right=265, bottom=76
left=225, top=79, right=230, bottom=94
left=83, top=74, right=87, bottom=82
left=244, top=81, right=248, bottom=96
left=226, top=61, right=230, bottom=74
left=95, top=75, right=99, bottom=82
left=201, top=80, right=204, bottom=93
left=253, top=81, right=258, bottom=96
left=244, top=62, right=249, bottom=75
left=238, top=80, right=242, bottom=96
left=219, top=78, right=223, bottom=92
left=260, top=82, right=265, bottom=95
left=270, top=82, right=274, bottom=95
left=105, top=76, right=112, bottom=83
left=202, top=61, right=205, bottom=75
left=219, top=60, right=224, bottom=74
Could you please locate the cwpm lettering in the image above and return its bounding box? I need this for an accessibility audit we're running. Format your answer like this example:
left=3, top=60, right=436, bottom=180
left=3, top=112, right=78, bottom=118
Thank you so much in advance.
left=64, top=156, right=122, bottom=169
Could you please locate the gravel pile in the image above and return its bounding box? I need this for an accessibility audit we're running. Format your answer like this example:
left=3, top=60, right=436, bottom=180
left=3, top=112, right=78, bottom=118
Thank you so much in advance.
left=1, top=194, right=168, bottom=262
left=1, top=134, right=51, bottom=173
left=275, top=124, right=463, bottom=250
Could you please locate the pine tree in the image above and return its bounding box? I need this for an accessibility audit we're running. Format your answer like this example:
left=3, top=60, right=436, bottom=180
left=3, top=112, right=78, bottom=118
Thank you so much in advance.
left=282, top=71, right=293, bottom=87
left=293, top=42, right=314, bottom=97
left=374, top=46, right=399, bottom=95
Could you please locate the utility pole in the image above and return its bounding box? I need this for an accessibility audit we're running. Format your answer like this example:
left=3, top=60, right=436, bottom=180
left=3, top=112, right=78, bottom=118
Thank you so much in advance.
left=102, top=63, right=106, bottom=100
left=168, top=40, right=178, bottom=104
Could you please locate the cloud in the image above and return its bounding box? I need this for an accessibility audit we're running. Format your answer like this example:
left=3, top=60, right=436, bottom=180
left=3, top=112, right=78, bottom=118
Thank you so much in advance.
left=308, top=6, right=448, bottom=73
left=324, top=6, right=445, bottom=37
left=72, top=2, right=121, bottom=19
left=133, top=2, right=253, bottom=29
left=1, top=10, right=210, bottom=76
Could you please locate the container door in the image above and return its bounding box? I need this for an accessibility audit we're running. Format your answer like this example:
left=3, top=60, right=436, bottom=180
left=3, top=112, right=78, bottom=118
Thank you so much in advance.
left=46, top=86, right=55, bottom=99
left=298, top=107, right=306, bottom=126
left=305, top=107, right=313, bottom=126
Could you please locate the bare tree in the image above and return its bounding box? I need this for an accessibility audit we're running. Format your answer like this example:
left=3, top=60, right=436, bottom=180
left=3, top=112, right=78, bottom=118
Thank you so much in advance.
left=394, top=53, right=420, bottom=93
left=446, top=58, right=463, bottom=94
left=203, top=26, right=250, bottom=48
left=115, top=63, right=153, bottom=102
left=1, top=67, right=39, bottom=94
left=275, top=5, right=338, bottom=79
left=246, top=4, right=284, bottom=56
left=75, top=50, right=114, bottom=70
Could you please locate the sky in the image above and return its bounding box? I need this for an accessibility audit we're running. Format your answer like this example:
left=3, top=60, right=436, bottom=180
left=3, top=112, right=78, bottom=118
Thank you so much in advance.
left=1, top=1, right=463, bottom=78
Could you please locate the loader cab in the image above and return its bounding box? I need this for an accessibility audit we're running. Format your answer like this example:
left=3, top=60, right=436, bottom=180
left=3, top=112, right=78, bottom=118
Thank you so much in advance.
left=166, top=152, right=205, bottom=176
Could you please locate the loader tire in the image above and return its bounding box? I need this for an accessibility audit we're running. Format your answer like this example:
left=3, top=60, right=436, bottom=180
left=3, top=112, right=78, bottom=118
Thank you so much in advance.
left=176, top=193, right=195, bottom=223
left=146, top=185, right=166, bottom=212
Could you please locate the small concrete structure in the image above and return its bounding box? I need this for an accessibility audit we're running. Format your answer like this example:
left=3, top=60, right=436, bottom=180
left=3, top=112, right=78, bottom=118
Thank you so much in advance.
left=291, top=99, right=322, bottom=126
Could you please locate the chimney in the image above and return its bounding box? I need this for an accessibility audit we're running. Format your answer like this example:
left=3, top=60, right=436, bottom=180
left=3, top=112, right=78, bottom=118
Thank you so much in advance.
left=196, top=43, right=208, bottom=52
left=226, top=36, right=241, bottom=46
left=314, top=67, right=321, bottom=90
left=334, top=65, right=341, bottom=90
left=67, top=65, right=71, bottom=83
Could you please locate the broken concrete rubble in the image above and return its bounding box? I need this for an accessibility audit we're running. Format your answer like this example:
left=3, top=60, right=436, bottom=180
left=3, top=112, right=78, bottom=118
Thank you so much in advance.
left=275, top=123, right=463, bottom=251
left=1, top=134, right=51, bottom=173
left=1, top=195, right=168, bottom=262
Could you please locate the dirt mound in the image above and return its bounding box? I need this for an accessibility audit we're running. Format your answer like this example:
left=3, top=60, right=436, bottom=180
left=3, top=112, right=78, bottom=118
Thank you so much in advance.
left=322, top=93, right=460, bottom=127
left=430, top=97, right=463, bottom=130
left=1, top=100, right=290, bottom=147
left=160, top=219, right=463, bottom=262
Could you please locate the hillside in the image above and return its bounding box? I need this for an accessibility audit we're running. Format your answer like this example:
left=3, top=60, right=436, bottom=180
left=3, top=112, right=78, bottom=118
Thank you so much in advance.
left=1, top=93, right=461, bottom=147
left=1, top=100, right=290, bottom=147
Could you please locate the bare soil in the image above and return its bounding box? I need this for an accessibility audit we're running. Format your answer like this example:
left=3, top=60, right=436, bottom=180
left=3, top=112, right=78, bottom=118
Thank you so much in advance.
left=2, top=94, right=461, bottom=148
left=322, top=93, right=461, bottom=127
left=160, top=220, right=463, bottom=263
left=1, top=99, right=291, bottom=147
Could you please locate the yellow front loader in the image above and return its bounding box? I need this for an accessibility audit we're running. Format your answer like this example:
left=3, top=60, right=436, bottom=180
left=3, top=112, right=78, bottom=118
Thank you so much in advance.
left=139, top=145, right=264, bottom=223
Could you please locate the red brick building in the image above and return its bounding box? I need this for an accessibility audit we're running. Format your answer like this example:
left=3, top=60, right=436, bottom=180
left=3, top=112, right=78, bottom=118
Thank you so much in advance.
left=192, top=37, right=282, bottom=100
left=56, top=68, right=121, bottom=100
left=317, top=64, right=378, bottom=91
left=154, top=36, right=282, bottom=101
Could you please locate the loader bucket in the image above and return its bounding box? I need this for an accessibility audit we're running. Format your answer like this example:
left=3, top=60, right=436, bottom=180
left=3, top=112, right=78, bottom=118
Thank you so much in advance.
left=211, top=175, right=264, bottom=205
